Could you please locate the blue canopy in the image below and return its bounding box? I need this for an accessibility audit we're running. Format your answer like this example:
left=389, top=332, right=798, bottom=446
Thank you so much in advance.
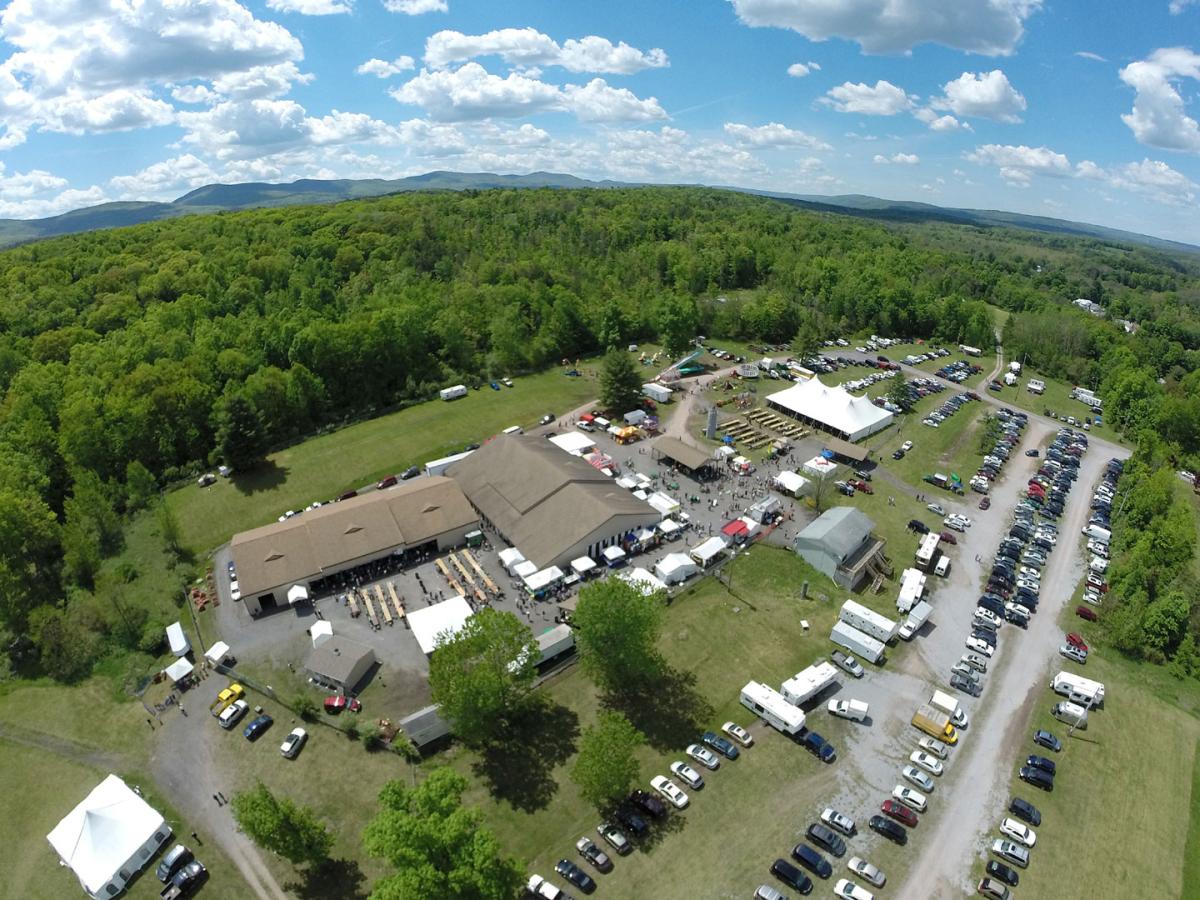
left=821, top=449, right=835, bottom=459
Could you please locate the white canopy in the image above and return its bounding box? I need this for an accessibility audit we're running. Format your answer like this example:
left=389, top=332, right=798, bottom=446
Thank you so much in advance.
left=48, top=775, right=167, bottom=899
left=774, top=470, right=810, bottom=496
left=498, top=547, right=526, bottom=573
left=620, top=567, right=669, bottom=596
left=632, top=489, right=649, bottom=500
left=165, top=621, right=189, bottom=657
left=690, top=536, right=728, bottom=566
left=714, top=445, right=736, bottom=458
left=647, top=491, right=681, bottom=517
left=310, top=620, right=334, bottom=647
left=513, top=559, right=539, bottom=579
left=802, top=456, right=838, bottom=478
left=570, top=556, right=597, bottom=576
left=549, top=431, right=596, bottom=456
left=408, top=595, right=474, bottom=654
left=655, top=552, right=698, bottom=584
left=658, top=518, right=682, bottom=537
left=163, top=658, right=193, bottom=682
left=524, top=566, right=565, bottom=593
left=615, top=474, right=639, bottom=490
left=204, top=641, right=231, bottom=664
left=767, top=376, right=894, bottom=441
left=287, top=584, right=309, bottom=605
left=601, top=545, right=627, bottom=563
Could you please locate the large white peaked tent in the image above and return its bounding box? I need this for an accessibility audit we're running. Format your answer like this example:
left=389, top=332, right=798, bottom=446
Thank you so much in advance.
left=47, top=774, right=172, bottom=899
left=766, top=377, right=894, bottom=442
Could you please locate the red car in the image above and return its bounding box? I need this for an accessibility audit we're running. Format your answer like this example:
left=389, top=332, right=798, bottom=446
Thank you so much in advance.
left=1075, top=606, right=1098, bottom=622
left=1066, top=632, right=1089, bottom=651
left=881, top=799, right=919, bottom=827
left=377, top=475, right=398, bottom=490
left=939, top=531, right=958, bottom=546
left=323, top=695, right=362, bottom=713
left=852, top=480, right=874, bottom=494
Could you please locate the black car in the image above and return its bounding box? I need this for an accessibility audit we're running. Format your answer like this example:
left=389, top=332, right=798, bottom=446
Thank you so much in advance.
left=805, top=823, right=846, bottom=857
left=893, top=449, right=906, bottom=460
left=1027, top=754, right=1057, bottom=775
left=1033, top=729, right=1062, bottom=752
left=1020, top=766, right=1054, bottom=791
left=987, top=859, right=1020, bottom=887
left=971, top=629, right=997, bottom=648
left=701, top=730, right=740, bottom=759
left=771, top=858, right=813, bottom=893
left=1013, top=593, right=1038, bottom=611
left=629, top=789, right=667, bottom=819
left=791, top=843, right=833, bottom=879
left=978, top=597, right=1005, bottom=617
left=168, top=861, right=206, bottom=895
left=869, top=814, right=907, bottom=845
left=615, top=806, right=649, bottom=837
left=802, top=730, right=836, bottom=763
left=400, top=465, right=420, bottom=480
left=1009, top=797, right=1042, bottom=826
left=906, top=518, right=928, bottom=533
left=156, top=844, right=193, bottom=883
left=556, top=859, right=597, bottom=895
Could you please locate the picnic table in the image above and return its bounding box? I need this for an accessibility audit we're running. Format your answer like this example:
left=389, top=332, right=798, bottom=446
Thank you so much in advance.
left=462, top=550, right=499, bottom=595
left=362, top=590, right=379, bottom=628
left=387, top=582, right=406, bottom=619
left=375, top=584, right=393, bottom=626
left=347, top=592, right=360, bottom=617
left=449, top=552, right=475, bottom=586
left=435, top=558, right=452, bottom=582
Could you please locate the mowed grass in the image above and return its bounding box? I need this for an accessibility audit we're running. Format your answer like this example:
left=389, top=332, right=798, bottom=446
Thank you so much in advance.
left=167, top=368, right=601, bottom=553
left=984, top=367, right=1126, bottom=445
left=980, top=650, right=1200, bottom=899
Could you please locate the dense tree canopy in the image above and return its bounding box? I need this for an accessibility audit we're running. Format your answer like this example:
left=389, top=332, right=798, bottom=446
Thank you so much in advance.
left=573, top=578, right=666, bottom=694
left=231, top=783, right=334, bottom=867
left=570, top=711, right=645, bottom=810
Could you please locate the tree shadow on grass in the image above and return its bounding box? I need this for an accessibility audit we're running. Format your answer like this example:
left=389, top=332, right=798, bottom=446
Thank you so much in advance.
left=471, top=695, right=580, bottom=812
left=599, top=663, right=713, bottom=751
left=284, top=857, right=368, bottom=900
left=231, top=459, right=289, bottom=495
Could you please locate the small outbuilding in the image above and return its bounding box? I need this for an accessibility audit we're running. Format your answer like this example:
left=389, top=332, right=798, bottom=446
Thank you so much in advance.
left=304, top=635, right=377, bottom=692
left=792, top=507, right=889, bottom=591
left=309, top=620, right=334, bottom=647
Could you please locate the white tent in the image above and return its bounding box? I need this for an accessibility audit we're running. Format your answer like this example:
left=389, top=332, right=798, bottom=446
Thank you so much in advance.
left=647, top=491, right=681, bottom=517
left=657, top=518, right=683, bottom=539
left=513, top=559, right=539, bottom=580
left=498, top=547, right=526, bottom=574
left=524, top=566, right=565, bottom=594
left=690, top=536, right=728, bottom=567
left=802, top=455, right=838, bottom=479
left=570, top=556, right=598, bottom=578
left=165, top=621, right=189, bottom=657
left=549, top=431, right=596, bottom=456
left=714, top=445, right=736, bottom=458
left=774, top=470, right=810, bottom=497
left=287, top=584, right=309, bottom=605
left=767, top=376, right=894, bottom=442
left=615, top=474, right=639, bottom=490
left=310, top=620, right=334, bottom=647
left=655, top=552, right=699, bottom=584
left=632, top=489, right=649, bottom=500
left=601, top=545, right=627, bottom=566
left=408, top=595, right=474, bottom=654
left=620, top=567, right=669, bottom=596
left=163, top=657, right=193, bottom=683
left=204, top=641, right=231, bottom=665
left=47, top=774, right=171, bottom=900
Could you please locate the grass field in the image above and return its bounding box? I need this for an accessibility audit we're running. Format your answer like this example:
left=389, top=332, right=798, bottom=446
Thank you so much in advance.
left=986, top=367, right=1126, bottom=445
left=167, top=368, right=602, bottom=554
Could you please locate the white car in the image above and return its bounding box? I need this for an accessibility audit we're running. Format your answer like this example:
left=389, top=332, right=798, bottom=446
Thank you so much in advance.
left=846, top=857, right=885, bottom=888
left=649, top=775, right=689, bottom=809
left=669, top=761, right=704, bottom=790
left=855, top=346, right=868, bottom=353
left=821, top=808, right=856, bottom=836
left=217, top=698, right=249, bottom=729
left=685, top=744, right=720, bottom=770
left=943, top=516, right=966, bottom=532
left=909, top=751, right=944, bottom=776
left=1060, top=644, right=1088, bottom=664
left=722, top=721, right=754, bottom=747
left=901, top=765, right=934, bottom=792
left=966, top=636, right=995, bottom=657
left=1000, top=816, right=1037, bottom=847
left=927, top=502, right=946, bottom=516
left=892, top=785, right=928, bottom=813
left=834, top=878, right=874, bottom=900
left=1018, top=566, right=1041, bottom=581
left=279, top=727, right=307, bottom=759
left=961, top=652, right=988, bottom=674
left=949, top=514, right=973, bottom=528
left=974, top=608, right=1003, bottom=628
left=902, top=441, right=914, bottom=452
left=229, top=580, right=241, bottom=601
left=918, top=736, right=948, bottom=759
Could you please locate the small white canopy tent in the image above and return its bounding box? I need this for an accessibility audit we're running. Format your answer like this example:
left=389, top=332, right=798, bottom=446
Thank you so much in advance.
left=163, top=658, right=193, bottom=683
left=657, top=518, right=682, bottom=539
left=655, top=552, right=699, bottom=584
left=310, top=620, right=334, bottom=647
left=714, top=445, right=736, bottom=459
left=802, top=456, right=838, bottom=479
left=408, top=595, right=474, bottom=655
left=513, top=559, right=539, bottom=580
left=570, top=556, right=598, bottom=578
left=774, top=470, right=810, bottom=497
left=204, top=641, right=231, bottom=665
left=615, top=474, right=639, bottom=490
left=601, top=545, right=627, bottom=567
left=690, top=536, right=728, bottom=567
left=287, top=584, right=310, bottom=605
left=620, top=567, right=669, bottom=596
left=549, top=431, right=596, bottom=456
left=498, top=547, right=526, bottom=575
left=647, top=491, right=681, bottom=518
left=524, top=566, right=565, bottom=594
left=165, top=621, right=190, bottom=657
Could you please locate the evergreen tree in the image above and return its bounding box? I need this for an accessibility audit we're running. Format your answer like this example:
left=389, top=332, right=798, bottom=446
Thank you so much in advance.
left=216, top=393, right=268, bottom=471
left=599, top=349, right=643, bottom=414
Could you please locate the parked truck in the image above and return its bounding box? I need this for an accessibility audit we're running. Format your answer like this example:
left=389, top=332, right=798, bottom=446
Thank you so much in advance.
left=781, top=661, right=839, bottom=707
left=839, top=599, right=900, bottom=644
left=1051, top=671, right=1105, bottom=706
left=898, top=601, right=933, bottom=641
left=527, top=875, right=569, bottom=900
left=1052, top=701, right=1089, bottom=729
left=830, top=620, right=886, bottom=665
left=1082, top=524, right=1112, bottom=544
left=930, top=689, right=969, bottom=728
left=911, top=703, right=958, bottom=745
left=827, top=698, right=869, bottom=722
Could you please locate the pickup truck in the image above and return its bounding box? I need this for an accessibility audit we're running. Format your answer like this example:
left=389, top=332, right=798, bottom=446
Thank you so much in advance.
left=827, top=698, right=869, bottom=722
left=831, top=650, right=864, bottom=678
left=160, top=861, right=205, bottom=899
left=527, top=874, right=573, bottom=900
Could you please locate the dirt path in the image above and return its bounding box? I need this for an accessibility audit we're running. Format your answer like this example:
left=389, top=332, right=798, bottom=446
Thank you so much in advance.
left=149, top=708, right=291, bottom=900
left=0, top=722, right=126, bottom=771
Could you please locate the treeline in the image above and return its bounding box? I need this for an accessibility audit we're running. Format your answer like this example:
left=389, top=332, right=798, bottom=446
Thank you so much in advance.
left=1, top=185, right=1198, bottom=679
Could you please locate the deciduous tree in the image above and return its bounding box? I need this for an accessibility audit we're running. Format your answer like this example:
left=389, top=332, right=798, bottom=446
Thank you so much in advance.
left=570, top=711, right=645, bottom=809
left=573, top=578, right=664, bottom=694
left=231, top=783, right=333, bottom=866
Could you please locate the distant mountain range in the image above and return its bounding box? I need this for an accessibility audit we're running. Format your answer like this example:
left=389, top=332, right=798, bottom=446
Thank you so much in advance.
left=1, top=170, right=1196, bottom=255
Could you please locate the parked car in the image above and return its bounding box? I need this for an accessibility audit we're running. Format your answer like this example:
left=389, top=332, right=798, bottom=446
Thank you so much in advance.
left=770, top=858, right=813, bottom=893
left=218, top=699, right=250, bottom=730
left=1032, top=729, right=1062, bottom=752
left=243, top=714, right=273, bottom=741
left=834, top=879, right=874, bottom=900
left=999, top=817, right=1037, bottom=848
left=991, top=839, right=1030, bottom=869
left=821, top=808, right=856, bottom=836
left=597, top=822, right=631, bottom=855
left=951, top=672, right=981, bottom=695
left=846, top=856, right=886, bottom=888
left=324, top=695, right=362, bottom=713
left=166, top=861, right=206, bottom=896
left=722, top=721, right=754, bottom=747
left=986, top=859, right=1020, bottom=887
left=614, top=807, right=648, bottom=837
left=156, top=844, right=194, bottom=883
left=376, top=475, right=397, bottom=489
left=918, top=736, right=949, bottom=759
left=574, top=837, right=612, bottom=873
left=802, top=730, right=836, bottom=763
left=1026, top=754, right=1056, bottom=776
left=1065, top=632, right=1090, bottom=652
left=790, top=842, right=833, bottom=879
left=832, top=651, right=864, bottom=678
left=927, top=502, right=946, bottom=516
left=754, top=886, right=786, bottom=900
left=555, top=859, right=596, bottom=894
left=977, top=877, right=1012, bottom=899
left=962, top=652, right=989, bottom=673
left=966, top=636, right=995, bottom=657
left=649, top=776, right=689, bottom=809
left=669, top=761, right=704, bottom=790
left=909, top=751, right=944, bottom=776
left=1019, top=766, right=1054, bottom=791
left=1060, top=644, right=1088, bottom=664
left=868, top=815, right=907, bottom=845
left=279, top=727, right=307, bottom=759
left=806, top=822, right=847, bottom=857
left=700, top=731, right=739, bottom=759
left=893, top=786, right=927, bottom=813
left=1009, top=797, right=1041, bottom=826
left=629, top=789, right=667, bottom=819
left=685, top=743, right=720, bottom=769
left=880, top=799, right=918, bottom=827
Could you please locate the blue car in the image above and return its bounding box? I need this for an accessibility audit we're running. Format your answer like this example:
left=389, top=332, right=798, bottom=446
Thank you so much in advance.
left=243, top=714, right=273, bottom=741
left=802, top=730, right=836, bottom=763
left=701, top=731, right=740, bottom=760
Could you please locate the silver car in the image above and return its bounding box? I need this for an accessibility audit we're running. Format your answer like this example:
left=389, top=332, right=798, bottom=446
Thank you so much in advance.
left=1059, top=644, right=1088, bottom=664
left=685, top=744, right=720, bottom=770
left=901, top=765, right=935, bottom=792
left=961, top=652, right=989, bottom=674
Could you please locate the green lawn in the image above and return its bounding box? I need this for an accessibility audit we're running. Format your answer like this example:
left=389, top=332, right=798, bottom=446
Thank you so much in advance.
left=167, top=368, right=602, bottom=554
left=985, top=367, right=1126, bottom=445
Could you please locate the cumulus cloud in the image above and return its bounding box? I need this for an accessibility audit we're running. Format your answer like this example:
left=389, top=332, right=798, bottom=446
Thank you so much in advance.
left=873, top=152, right=920, bottom=164
left=1077, top=157, right=1196, bottom=205
left=178, top=99, right=398, bottom=159
left=109, top=154, right=220, bottom=199
left=1119, top=47, right=1200, bottom=153
left=723, top=122, right=831, bottom=149
left=1169, top=0, right=1198, bottom=13
left=357, top=57, right=417, bottom=78
left=822, top=80, right=914, bottom=115
left=383, top=0, right=448, bottom=13
left=965, top=143, right=1071, bottom=184
left=266, top=0, right=353, bottom=13
left=424, top=28, right=668, bottom=74
left=0, top=162, right=106, bottom=218
left=787, top=61, right=821, bottom=77
left=391, top=63, right=666, bottom=122
left=932, top=70, right=1026, bottom=122
left=726, top=0, right=1042, bottom=56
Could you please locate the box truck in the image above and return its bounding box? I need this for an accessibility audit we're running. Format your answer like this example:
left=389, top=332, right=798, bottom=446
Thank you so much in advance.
left=930, top=689, right=969, bottom=728
left=1052, top=701, right=1089, bottom=729
left=911, top=703, right=958, bottom=744
left=740, top=680, right=806, bottom=736
left=827, top=698, right=869, bottom=722
left=830, top=620, right=886, bottom=664
left=898, top=601, right=933, bottom=641
left=439, top=384, right=467, bottom=401
left=1051, top=671, right=1105, bottom=706
left=781, top=661, right=839, bottom=707
left=840, top=599, right=900, bottom=644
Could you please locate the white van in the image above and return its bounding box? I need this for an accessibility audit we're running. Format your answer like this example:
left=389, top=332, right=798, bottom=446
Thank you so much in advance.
left=502, top=425, right=523, bottom=435
left=1052, top=701, right=1088, bottom=729
left=934, top=556, right=951, bottom=577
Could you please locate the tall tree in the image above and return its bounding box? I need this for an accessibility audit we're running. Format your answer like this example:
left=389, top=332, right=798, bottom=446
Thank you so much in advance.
left=886, top=372, right=909, bottom=410
left=656, top=295, right=697, bottom=359
left=573, top=578, right=664, bottom=694
left=231, top=783, right=333, bottom=867
left=362, top=768, right=524, bottom=900
left=570, top=711, right=645, bottom=810
left=599, top=349, right=643, bottom=414
left=215, top=392, right=268, bottom=471
left=427, top=608, right=539, bottom=746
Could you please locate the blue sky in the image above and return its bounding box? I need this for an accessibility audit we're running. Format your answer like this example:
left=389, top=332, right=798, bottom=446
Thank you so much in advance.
left=0, top=0, right=1198, bottom=243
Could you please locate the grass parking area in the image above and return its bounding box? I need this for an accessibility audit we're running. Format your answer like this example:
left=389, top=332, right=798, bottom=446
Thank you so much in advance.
left=167, top=368, right=601, bottom=554
left=986, top=369, right=1126, bottom=445
left=981, top=649, right=1200, bottom=898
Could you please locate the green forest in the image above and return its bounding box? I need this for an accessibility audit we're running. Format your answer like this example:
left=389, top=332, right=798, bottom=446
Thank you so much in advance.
left=1, top=185, right=1199, bottom=680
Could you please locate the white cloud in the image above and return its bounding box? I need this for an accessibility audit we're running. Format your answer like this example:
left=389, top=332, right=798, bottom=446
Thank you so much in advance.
left=178, top=99, right=397, bottom=159
left=873, top=152, right=919, bottom=164
left=357, top=57, right=417, bottom=78
left=0, top=162, right=106, bottom=218
left=424, top=28, right=668, bottom=74
left=787, top=61, right=820, bottom=77
left=723, top=122, right=831, bottom=150
left=1075, top=51, right=1107, bottom=61
left=211, top=63, right=313, bottom=101
left=822, top=80, right=914, bottom=115
left=1169, top=0, right=1198, bottom=13
left=109, top=153, right=220, bottom=199
left=391, top=63, right=666, bottom=122
left=172, top=84, right=218, bottom=105
left=913, top=107, right=968, bottom=131
left=1119, top=47, right=1200, bottom=153
left=266, top=0, right=352, bottom=13
left=727, top=0, right=1042, bottom=56
left=932, top=70, right=1026, bottom=122
left=1077, top=157, right=1197, bottom=205
left=966, top=143, right=1072, bottom=184
left=383, top=0, right=447, bottom=13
